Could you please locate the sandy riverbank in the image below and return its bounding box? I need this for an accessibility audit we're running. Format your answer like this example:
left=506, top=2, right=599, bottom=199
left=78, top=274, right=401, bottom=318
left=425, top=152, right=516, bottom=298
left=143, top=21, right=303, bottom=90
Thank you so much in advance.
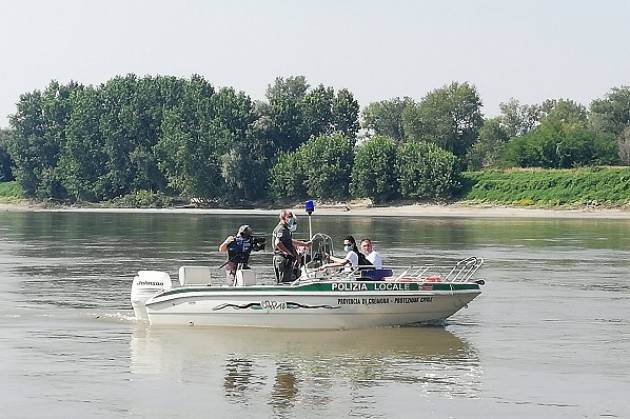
left=2, top=200, right=630, bottom=219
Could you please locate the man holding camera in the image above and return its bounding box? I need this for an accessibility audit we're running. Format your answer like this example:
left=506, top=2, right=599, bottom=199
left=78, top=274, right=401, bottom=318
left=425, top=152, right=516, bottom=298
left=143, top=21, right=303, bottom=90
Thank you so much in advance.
left=273, top=210, right=311, bottom=283
left=219, top=224, right=264, bottom=281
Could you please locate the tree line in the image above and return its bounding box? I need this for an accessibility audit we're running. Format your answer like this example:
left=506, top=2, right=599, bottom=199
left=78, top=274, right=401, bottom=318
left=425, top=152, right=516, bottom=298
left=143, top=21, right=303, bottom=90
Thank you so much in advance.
left=1, top=74, right=629, bottom=205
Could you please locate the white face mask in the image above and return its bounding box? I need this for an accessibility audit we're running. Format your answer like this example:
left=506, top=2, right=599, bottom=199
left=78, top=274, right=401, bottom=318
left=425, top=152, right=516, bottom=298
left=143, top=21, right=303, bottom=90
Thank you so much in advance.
left=344, top=245, right=352, bottom=252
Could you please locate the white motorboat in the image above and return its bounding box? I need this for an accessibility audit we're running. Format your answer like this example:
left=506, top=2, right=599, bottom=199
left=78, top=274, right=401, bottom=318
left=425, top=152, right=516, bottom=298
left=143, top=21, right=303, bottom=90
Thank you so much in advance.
left=131, top=233, right=485, bottom=329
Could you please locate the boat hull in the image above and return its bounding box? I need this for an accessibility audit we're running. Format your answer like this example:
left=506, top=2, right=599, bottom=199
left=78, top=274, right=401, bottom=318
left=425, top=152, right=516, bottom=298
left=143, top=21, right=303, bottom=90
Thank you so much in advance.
left=141, top=281, right=481, bottom=329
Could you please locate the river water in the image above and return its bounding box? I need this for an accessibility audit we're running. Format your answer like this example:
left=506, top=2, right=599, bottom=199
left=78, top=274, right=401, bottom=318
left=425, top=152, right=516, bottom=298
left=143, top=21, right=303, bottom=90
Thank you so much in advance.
left=0, top=212, right=628, bottom=418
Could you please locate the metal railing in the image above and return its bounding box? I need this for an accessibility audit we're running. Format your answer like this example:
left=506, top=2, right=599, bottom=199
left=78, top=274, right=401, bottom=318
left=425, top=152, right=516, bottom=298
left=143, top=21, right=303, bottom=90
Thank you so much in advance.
left=391, top=257, right=484, bottom=283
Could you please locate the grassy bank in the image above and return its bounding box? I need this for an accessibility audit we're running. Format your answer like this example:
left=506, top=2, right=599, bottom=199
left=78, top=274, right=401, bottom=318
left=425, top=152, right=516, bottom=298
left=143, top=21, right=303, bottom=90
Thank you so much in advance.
left=461, top=167, right=630, bottom=206
left=0, top=181, right=23, bottom=202
left=3, top=167, right=630, bottom=209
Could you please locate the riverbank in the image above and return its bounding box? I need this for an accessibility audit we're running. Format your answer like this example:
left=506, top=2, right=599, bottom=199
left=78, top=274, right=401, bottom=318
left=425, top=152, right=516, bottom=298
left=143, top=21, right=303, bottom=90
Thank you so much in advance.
left=2, top=200, right=630, bottom=219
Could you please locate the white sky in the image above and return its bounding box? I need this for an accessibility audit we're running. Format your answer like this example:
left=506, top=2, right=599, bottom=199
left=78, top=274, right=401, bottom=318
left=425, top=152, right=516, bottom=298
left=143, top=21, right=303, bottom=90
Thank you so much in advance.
left=1, top=0, right=629, bottom=127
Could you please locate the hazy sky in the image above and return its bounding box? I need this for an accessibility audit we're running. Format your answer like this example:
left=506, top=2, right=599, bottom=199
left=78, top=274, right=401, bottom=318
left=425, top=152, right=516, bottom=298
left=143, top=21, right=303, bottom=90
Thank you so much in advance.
left=1, top=0, right=629, bottom=127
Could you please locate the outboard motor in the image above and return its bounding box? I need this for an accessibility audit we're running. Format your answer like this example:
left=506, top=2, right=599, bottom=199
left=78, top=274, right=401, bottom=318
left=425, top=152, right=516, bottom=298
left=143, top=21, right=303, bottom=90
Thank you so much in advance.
left=130, top=271, right=172, bottom=321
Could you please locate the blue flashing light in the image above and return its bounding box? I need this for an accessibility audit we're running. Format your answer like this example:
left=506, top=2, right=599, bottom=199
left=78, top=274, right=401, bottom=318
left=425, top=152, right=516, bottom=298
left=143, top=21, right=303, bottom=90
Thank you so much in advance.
left=305, top=200, right=315, bottom=215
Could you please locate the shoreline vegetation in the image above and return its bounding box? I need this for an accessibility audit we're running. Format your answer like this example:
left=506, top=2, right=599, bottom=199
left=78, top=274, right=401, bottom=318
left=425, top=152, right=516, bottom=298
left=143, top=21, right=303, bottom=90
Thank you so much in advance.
left=1, top=75, right=629, bottom=216
left=3, top=166, right=630, bottom=219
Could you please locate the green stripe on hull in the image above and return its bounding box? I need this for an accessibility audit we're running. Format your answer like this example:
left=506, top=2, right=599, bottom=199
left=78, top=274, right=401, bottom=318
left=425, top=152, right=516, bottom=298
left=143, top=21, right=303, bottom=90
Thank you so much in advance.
left=158, top=281, right=480, bottom=298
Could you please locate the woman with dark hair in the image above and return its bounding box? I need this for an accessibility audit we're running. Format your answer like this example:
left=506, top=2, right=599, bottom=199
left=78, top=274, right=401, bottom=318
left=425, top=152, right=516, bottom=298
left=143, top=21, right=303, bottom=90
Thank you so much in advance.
left=321, top=235, right=372, bottom=271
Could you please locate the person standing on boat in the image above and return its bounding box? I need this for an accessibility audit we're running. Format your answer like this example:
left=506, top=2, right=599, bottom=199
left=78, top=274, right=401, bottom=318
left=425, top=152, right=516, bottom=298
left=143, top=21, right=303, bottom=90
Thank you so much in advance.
left=273, top=210, right=311, bottom=283
left=360, top=238, right=383, bottom=269
left=219, top=224, right=255, bottom=281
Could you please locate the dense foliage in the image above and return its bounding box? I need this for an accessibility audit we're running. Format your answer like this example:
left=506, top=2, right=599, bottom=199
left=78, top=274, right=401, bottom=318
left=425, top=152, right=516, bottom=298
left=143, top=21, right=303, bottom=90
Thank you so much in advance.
left=3, top=75, right=629, bottom=206
left=6, top=75, right=359, bottom=203
left=351, top=136, right=399, bottom=203
left=402, top=82, right=483, bottom=159
left=0, top=129, right=14, bottom=181
left=396, top=141, right=460, bottom=199
left=269, top=134, right=354, bottom=200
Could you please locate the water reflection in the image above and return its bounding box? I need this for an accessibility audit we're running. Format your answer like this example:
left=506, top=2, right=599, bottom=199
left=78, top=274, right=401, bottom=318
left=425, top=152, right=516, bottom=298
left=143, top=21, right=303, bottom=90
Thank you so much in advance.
left=224, top=358, right=265, bottom=403
left=270, top=363, right=300, bottom=415
left=130, top=325, right=481, bottom=413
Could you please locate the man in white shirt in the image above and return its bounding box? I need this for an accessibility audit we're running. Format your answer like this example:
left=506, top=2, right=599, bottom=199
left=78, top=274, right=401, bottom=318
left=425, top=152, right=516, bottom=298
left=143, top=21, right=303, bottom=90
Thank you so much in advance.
left=360, top=238, right=383, bottom=269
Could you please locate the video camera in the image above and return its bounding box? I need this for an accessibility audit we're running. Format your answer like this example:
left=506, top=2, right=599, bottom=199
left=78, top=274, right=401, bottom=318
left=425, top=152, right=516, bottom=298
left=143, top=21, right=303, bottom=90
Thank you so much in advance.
left=251, top=236, right=266, bottom=252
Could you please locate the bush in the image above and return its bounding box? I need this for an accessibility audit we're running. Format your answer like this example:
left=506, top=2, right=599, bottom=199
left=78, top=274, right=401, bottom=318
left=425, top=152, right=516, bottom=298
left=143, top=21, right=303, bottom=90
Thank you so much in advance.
left=269, top=134, right=353, bottom=200
left=396, top=141, right=460, bottom=199
left=503, top=120, right=619, bottom=168
left=351, top=136, right=398, bottom=203
left=0, top=181, right=24, bottom=200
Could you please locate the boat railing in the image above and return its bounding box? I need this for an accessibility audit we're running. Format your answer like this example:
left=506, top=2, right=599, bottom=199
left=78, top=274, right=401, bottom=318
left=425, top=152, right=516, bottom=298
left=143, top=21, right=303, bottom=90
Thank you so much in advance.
left=444, top=257, right=484, bottom=282
left=391, top=257, right=484, bottom=283
left=295, top=257, right=484, bottom=285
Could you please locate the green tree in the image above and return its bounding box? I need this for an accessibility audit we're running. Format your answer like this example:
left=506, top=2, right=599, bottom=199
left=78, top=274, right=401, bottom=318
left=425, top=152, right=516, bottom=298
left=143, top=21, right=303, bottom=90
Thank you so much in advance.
left=499, top=98, right=540, bottom=137
left=213, top=87, right=268, bottom=200
left=504, top=119, right=617, bottom=168
left=590, top=86, right=630, bottom=137
left=269, top=134, right=354, bottom=200
left=302, top=84, right=335, bottom=139
left=98, top=74, right=143, bottom=197
left=402, top=82, right=483, bottom=158
left=220, top=145, right=267, bottom=201
left=333, top=88, right=360, bottom=143
left=590, top=86, right=630, bottom=165
left=154, top=109, right=224, bottom=199
left=268, top=151, right=307, bottom=200
left=0, top=129, right=14, bottom=181
left=618, top=126, right=630, bottom=164
left=396, top=141, right=460, bottom=199
left=8, top=81, right=82, bottom=198
left=264, top=76, right=310, bottom=151
left=466, top=117, right=510, bottom=170
left=351, top=136, right=398, bottom=203
left=300, top=134, right=354, bottom=200
left=57, top=87, right=108, bottom=201
left=262, top=77, right=360, bottom=152
left=362, top=97, right=414, bottom=141
left=542, top=99, right=588, bottom=124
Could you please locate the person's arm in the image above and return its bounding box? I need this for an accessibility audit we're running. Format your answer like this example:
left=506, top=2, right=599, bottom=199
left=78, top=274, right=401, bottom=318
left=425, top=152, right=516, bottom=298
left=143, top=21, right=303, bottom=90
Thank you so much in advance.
left=328, top=254, right=347, bottom=264
left=219, top=236, right=234, bottom=252
left=320, top=261, right=347, bottom=269
left=292, top=239, right=312, bottom=248
left=320, top=254, right=350, bottom=269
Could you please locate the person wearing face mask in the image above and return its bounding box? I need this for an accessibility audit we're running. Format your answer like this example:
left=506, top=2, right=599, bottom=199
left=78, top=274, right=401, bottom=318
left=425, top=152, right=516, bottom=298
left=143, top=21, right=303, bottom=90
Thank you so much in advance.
left=321, top=235, right=370, bottom=272
left=272, top=209, right=311, bottom=283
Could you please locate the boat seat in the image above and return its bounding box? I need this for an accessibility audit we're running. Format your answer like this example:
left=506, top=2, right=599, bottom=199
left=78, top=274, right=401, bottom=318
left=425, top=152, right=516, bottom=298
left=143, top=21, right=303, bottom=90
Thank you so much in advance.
left=359, top=268, right=394, bottom=281
left=178, top=266, right=212, bottom=286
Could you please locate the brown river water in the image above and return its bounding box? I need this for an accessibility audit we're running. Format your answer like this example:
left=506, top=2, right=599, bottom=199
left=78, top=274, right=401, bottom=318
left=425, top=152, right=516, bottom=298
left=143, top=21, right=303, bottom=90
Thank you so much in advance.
left=0, top=212, right=629, bottom=418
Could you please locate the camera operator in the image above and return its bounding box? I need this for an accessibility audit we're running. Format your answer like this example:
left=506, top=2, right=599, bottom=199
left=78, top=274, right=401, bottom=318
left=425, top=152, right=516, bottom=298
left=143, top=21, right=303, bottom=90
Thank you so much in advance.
left=218, top=224, right=265, bottom=281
